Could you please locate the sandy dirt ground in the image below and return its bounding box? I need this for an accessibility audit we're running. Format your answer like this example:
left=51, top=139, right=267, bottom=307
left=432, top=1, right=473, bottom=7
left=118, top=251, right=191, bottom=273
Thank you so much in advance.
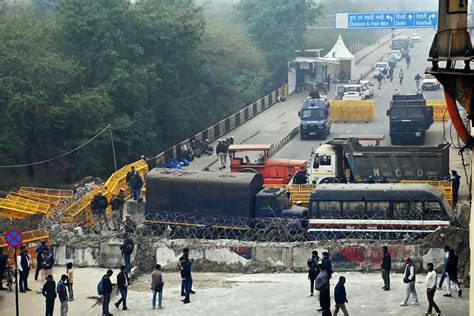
left=0, top=268, right=468, bottom=316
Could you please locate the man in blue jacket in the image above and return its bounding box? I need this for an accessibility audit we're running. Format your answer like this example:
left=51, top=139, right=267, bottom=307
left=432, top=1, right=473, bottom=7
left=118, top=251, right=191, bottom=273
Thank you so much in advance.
left=334, top=276, right=349, bottom=316
left=102, top=270, right=114, bottom=316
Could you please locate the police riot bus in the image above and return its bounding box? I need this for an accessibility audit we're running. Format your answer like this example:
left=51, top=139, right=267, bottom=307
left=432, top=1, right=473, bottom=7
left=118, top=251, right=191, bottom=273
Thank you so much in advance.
left=307, top=183, right=452, bottom=239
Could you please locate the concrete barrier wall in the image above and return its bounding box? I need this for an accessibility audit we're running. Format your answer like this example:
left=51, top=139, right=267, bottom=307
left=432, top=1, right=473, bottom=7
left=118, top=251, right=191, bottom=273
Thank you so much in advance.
left=51, top=236, right=444, bottom=274
left=151, top=88, right=282, bottom=167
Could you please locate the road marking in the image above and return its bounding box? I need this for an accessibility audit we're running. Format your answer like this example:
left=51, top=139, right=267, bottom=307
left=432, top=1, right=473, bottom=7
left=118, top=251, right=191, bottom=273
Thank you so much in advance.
left=346, top=129, right=351, bottom=133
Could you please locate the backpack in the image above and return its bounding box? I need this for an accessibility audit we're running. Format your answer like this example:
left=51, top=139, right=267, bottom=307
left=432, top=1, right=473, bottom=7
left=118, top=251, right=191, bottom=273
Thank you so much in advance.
left=97, top=277, right=104, bottom=295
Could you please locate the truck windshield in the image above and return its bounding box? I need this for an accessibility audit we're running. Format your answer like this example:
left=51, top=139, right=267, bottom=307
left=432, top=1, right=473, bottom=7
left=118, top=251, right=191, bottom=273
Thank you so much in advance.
left=392, top=40, right=408, bottom=50
left=313, top=154, right=331, bottom=168
left=391, top=108, right=424, bottom=119
left=301, top=109, right=327, bottom=120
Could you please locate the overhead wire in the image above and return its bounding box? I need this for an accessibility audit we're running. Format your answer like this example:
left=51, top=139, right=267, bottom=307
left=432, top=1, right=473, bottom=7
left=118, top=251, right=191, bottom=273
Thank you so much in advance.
left=0, top=125, right=112, bottom=168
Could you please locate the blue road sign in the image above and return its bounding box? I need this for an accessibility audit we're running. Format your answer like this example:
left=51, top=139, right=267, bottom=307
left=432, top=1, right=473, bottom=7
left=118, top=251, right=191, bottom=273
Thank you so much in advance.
left=337, top=11, right=438, bottom=29
left=5, top=230, right=24, bottom=247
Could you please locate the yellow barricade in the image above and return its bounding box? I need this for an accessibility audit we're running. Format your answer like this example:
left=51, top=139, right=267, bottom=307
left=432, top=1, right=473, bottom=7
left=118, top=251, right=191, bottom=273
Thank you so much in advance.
left=64, top=158, right=149, bottom=226
left=401, top=180, right=453, bottom=206
left=329, top=100, right=375, bottom=123
left=0, top=196, right=51, bottom=219
left=18, top=187, right=74, bottom=205
left=426, top=100, right=449, bottom=122
left=286, top=184, right=316, bottom=207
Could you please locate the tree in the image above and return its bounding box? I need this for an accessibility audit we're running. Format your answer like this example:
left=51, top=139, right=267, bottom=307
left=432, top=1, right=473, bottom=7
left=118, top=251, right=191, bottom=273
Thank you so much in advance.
left=237, top=0, right=321, bottom=88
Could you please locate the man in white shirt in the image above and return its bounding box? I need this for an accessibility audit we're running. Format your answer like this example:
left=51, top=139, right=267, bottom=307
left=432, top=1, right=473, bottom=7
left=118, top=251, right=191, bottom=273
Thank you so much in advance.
left=400, top=257, right=418, bottom=306
left=425, top=263, right=441, bottom=316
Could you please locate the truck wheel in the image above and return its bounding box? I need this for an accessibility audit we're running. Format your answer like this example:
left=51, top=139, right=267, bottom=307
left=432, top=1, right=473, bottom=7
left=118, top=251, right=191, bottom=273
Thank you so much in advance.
left=239, top=168, right=258, bottom=174
left=300, top=132, right=306, bottom=140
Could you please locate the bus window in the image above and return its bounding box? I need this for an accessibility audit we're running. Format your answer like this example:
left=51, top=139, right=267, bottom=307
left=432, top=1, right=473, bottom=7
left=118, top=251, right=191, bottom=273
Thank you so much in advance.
left=393, top=202, right=410, bottom=218
left=366, top=202, right=390, bottom=219
left=318, top=201, right=341, bottom=218
left=342, top=201, right=365, bottom=219
left=424, top=201, right=443, bottom=219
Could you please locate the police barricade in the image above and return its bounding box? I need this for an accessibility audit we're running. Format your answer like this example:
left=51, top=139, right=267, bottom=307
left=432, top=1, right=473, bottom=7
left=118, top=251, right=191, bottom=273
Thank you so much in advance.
left=426, top=100, right=449, bottom=122
left=329, top=100, right=375, bottom=123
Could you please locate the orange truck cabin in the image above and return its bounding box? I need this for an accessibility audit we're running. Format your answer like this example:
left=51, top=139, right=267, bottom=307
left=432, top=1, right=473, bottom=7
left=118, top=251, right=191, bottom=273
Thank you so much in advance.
left=228, top=144, right=307, bottom=185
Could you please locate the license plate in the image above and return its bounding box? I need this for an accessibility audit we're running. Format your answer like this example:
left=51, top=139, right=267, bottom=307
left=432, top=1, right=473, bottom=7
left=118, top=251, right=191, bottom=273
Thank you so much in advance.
left=310, top=132, right=316, bottom=135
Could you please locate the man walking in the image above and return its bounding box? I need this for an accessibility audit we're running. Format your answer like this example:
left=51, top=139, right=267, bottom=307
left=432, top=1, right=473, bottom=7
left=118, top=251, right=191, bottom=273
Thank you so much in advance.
left=399, top=69, right=404, bottom=85
left=121, top=233, right=134, bottom=273
left=151, top=264, right=165, bottom=309
left=333, top=276, right=349, bottom=316
left=444, top=248, right=462, bottom=297
left=42, top=274, right=56, bottom=316
left=57, top=274, right=69, bottom=316
left=400, top=257, right=418, bottom=306
left=180, top=248, right=195, bottom=295
left=115, top=265, right=130, bottom=311
left=102, top=269, right=113, bottom=316
left=180, top=257, right=191, bottom=304
left=439, top=245, right=450, bottom=289
left=451, top=170, right=461, bottom=208
left=388, top=67, right=394, bottom=82
left=415, top=73, right=422, bottom=90
left=315, top=264, right=331, bottom=316
left=381, top=246, right=391, bottom=290
left=35, top=240, right=48, bottom=281
left=425, top=263, right=441, bottom=316
left=307, top=250, right=320, bottom=297
left=17, top=245, right=31, bottom=292
left=376, top=71, right=383, bottom=89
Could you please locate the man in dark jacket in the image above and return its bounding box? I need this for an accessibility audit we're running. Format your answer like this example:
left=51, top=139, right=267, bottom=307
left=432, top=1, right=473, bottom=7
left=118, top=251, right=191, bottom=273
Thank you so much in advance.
left=126, top=166, right=136, bottom=191
left=102, top=270, right=113, bottom=316
left=451, top=170, right=461, bottom=207
left=307, top=250, right=319, bottom=297
left=444, top=248, right=462, bottom=297
left=180, top=248, right=195, bottom=295
left=180, top=256, right=191, bottom=304
left=57, top=274, right=68, bottom=316
left=381, top=246, right=392, bottom=290
left=333, top=276, right=349, bottom=316
left=131, top=172, right=143, bottom=201
left=110, top=193, right=124, bottom=230
left=315, top=264, right=330, bottom=316
left=42, top=274, right=56, bottom=316
left=39, top=248, right=55, bottom=292
left=35, top=240, right=48, bottom=281
left=321, top=252, right=333, bottom=279
left=91, top=192, right=109, bottom=230
left=17, top=245, right=31, bottom=292
left=0, top=247, right=7, bottom=290
left=115, top=266, right=130, bottom=311
left=120, top=234, right=134, bottom=273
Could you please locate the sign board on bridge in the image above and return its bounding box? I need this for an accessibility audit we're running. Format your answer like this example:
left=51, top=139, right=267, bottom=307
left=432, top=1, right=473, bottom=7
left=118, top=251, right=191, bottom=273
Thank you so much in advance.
left=336, top=11, right=438, bottom=29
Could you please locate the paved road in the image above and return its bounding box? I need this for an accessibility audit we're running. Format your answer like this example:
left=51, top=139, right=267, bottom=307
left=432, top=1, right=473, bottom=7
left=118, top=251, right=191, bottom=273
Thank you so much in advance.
left=275, top=28, right=446, bottom=160
left=186, top=29, right=420, bottom=171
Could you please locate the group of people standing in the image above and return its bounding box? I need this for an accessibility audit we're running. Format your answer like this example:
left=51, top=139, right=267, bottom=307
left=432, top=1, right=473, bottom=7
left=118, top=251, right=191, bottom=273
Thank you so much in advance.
left=215, top=136, right=234, bottom=170
left=307, top=246, right=462, bottom=316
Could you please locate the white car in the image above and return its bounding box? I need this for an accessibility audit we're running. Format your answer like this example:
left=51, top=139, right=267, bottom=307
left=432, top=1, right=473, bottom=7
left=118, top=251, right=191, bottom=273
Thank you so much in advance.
left=359, top=80, right=374, bottom=99
left=373, top=62, right=389, bottom=78
left=421, top=74, right=441, bottom=91
left=410, top=32, right=421, bottom=43
left=342, top=84, right=364, bottom=100
left=389, top=49, right=402, bottom=61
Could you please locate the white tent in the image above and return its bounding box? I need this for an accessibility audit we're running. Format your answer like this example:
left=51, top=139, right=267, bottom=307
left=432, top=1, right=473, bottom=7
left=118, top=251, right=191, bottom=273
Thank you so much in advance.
left=325, top=35, right=355, bottom=80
